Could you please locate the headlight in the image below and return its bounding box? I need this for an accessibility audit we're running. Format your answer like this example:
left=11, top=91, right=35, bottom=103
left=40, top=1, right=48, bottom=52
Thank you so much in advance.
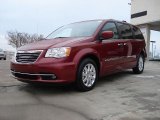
left=45, top=47, right=71, bottom=58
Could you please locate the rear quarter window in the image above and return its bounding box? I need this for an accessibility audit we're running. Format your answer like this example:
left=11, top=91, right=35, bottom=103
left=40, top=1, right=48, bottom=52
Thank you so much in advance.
left=132, top=26, right=144, bottom=39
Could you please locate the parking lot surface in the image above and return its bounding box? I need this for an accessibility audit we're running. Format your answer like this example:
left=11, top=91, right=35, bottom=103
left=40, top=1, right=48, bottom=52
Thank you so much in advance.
left=0, top=60, right=160, bottom=120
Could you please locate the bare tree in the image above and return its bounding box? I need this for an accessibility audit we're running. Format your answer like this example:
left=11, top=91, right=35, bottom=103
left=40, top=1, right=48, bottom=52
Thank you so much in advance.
left=7, top=31, right=44, bottom=48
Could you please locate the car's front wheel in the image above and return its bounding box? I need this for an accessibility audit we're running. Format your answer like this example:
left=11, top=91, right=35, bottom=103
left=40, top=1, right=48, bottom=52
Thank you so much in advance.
left=133, top=54, right=144, bottom=74
left=76, top=58, right=98, bottom=91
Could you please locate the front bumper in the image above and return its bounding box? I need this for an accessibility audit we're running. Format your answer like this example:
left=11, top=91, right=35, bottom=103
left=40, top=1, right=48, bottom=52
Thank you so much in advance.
left=10, top=58, right=76, bottom=83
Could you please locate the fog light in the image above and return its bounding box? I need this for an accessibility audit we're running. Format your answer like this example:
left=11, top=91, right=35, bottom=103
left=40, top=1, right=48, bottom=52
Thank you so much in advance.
left=41, top=74, right=56, bottom=80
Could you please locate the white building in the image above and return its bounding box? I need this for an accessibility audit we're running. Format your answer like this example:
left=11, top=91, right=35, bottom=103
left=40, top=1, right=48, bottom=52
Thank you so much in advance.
left=131, top=0, right=160, bottom=59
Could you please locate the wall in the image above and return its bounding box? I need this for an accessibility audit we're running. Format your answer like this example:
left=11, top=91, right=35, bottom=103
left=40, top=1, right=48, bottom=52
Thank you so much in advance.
left=131, top=0, right=160, bottom=25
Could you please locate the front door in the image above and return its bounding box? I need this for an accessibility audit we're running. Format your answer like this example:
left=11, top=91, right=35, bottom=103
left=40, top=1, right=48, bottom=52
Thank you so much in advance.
left=99, top=22, right=124, bottom=74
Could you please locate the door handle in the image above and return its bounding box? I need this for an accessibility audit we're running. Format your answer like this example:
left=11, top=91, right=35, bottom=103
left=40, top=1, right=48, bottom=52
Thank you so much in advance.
left=124, top=43, right=127, bottom=46
left=118, top=43, right=123, bottom=46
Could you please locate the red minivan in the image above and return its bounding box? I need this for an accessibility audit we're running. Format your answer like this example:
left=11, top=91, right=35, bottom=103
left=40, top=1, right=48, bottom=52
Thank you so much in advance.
left=11, top=19, right=147, bottom=91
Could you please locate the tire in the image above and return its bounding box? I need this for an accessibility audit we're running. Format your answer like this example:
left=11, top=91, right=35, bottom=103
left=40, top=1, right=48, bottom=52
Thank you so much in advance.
left=76, top=58, right=98, bottom=91
left=133, top=54, right=144, bottom=74
left=4, top=57, right=6, bottom=60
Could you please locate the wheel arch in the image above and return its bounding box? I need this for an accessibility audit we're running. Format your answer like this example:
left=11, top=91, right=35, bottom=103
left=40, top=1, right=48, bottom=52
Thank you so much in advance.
left=73, top=48, right=101, bottom=75
left=79, top=54, right=100, bottom=72
left=139, top=49, right=147, bottom=61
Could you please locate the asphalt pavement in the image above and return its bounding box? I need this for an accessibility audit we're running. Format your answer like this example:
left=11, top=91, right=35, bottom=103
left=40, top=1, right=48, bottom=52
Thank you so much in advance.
left=0, top=59, right=160, bottom=120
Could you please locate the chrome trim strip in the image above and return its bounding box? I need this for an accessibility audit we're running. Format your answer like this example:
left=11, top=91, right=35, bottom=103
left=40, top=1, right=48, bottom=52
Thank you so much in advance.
left=127, top=55, right=136, bottom=58
left=105, top=55, right=136, bottom=62
left=11, top=70, right=55, bottom=76
left=17, top=50, right=43, bottom=53
left=105, top=57, right=124, bottom=62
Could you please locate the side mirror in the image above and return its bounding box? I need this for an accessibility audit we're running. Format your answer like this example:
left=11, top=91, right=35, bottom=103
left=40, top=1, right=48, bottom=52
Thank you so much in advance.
left=100, top=31, right=114, bottom=40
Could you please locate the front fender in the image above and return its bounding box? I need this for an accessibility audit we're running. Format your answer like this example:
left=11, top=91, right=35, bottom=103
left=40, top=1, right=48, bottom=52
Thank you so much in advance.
left=73, top=48, right=101, bottom=70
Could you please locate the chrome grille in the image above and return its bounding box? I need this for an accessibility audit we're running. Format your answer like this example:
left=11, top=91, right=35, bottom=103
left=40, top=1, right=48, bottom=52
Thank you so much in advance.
left=16, top=50, right=42, bottom=63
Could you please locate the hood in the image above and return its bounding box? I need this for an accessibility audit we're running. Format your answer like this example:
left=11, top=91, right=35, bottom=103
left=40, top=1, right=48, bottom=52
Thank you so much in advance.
left=18, top=37, right=92, bottom=51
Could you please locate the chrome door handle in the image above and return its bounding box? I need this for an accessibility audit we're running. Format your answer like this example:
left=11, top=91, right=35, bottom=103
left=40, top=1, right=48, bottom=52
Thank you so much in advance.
left=124, top=43, right=127, bottom=46
left=118, top=43, right=123, bottom=46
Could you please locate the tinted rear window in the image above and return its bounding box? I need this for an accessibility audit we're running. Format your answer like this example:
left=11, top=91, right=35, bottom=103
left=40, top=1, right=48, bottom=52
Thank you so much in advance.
left=117, top=23, right=133, bottom=39
left=132, top=26, right=144, bottom=39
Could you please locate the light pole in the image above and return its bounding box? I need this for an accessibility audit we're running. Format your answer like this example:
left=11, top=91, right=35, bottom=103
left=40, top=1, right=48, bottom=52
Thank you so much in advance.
left=150, top=41, right=156, bottom=59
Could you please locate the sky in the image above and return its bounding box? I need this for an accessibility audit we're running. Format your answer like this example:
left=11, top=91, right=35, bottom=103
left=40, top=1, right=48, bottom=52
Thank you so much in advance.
left=0, top=0, right=159, bottom=54
left=0, top=0, right=131, bottom=51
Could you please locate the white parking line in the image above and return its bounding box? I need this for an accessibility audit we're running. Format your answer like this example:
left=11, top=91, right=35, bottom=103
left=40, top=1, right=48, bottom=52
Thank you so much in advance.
left=145, top=68, right=160, bottom=70
left=136, top=75, right=155, bottom=78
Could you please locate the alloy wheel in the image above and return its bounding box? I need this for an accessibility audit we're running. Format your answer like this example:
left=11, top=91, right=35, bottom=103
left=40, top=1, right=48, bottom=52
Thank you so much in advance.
left=82, top=63, right=96, bottom=87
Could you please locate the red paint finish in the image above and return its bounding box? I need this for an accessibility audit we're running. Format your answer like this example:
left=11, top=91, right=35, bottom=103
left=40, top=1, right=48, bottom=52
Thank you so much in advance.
left=101, top=31, right=114, bottom=39
left=10, top=19, right=147, bottom=84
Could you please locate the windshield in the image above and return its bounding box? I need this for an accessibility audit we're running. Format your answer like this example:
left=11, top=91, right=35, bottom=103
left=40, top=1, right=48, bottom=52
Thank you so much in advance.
left=0, top=49, right=3, bottom=52
left=47, top=21, right=102, bottom=39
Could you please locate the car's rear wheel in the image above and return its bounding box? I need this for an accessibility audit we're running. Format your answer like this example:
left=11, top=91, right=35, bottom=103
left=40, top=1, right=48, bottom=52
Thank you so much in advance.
left=76, top=58, right=98, bottom=91
left=133, top=54, right=144, bottom=74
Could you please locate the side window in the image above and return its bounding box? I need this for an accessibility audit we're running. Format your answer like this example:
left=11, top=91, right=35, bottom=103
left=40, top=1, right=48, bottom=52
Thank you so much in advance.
left=101, top=22, right=119, bottom=39
left=132, top=26, right=144, bottom=39
left=117, top=23, right=134, bottom=39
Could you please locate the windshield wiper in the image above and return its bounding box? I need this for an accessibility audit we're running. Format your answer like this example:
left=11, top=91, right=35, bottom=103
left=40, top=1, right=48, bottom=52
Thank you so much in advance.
left=45, top=37, right=69, bottom=40
left=54, top=37, right=69, bottom=39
